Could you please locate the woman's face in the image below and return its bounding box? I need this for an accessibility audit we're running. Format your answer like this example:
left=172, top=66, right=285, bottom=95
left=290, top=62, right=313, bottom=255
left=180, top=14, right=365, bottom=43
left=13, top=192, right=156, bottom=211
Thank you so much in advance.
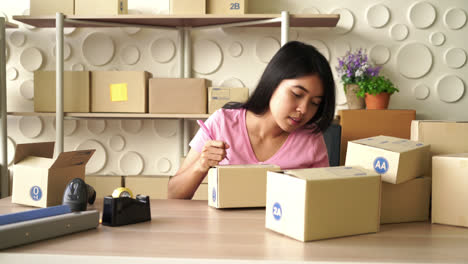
left=269, top=74, right=324, bottom=132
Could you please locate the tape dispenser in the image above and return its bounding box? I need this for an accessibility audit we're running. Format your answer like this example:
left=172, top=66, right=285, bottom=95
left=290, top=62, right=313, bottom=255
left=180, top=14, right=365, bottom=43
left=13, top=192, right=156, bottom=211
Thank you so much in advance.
left=102, top=187, right=151, bottom=227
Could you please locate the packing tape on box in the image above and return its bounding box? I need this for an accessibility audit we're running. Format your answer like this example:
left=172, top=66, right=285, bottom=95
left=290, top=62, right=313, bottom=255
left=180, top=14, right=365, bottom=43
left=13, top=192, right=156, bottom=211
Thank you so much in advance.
left=112, top=187, right=133, bottom=198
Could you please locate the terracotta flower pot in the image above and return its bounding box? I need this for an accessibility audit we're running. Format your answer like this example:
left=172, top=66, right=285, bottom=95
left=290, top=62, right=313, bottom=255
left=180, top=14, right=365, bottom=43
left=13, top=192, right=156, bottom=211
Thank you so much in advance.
left=345, top=84, right=365, bottom=109
left=365, top=92, right=390, bottom=109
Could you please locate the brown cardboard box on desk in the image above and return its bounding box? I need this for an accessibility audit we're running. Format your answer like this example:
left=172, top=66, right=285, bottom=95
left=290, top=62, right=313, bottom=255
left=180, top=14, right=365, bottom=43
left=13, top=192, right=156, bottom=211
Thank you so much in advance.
left=91, top=71, right=150, bottom=113
left=30, top=0, right=74, bottom=16
left=345, top=136, right=430, bottom=184
left=338, top=109, right=416, bottom=165
left=34, top=71, right=90, bottom=113
left=207, top=0, right=248, bottom=14
left=411, top=120, right=468, bottom=176
left=149, top=78, right=209, bottom=114
left=75, top=0, right=128, bottom=15
left=265, top=166, right=381, bottom=242
left=381, top=176, right=431, bottom=224
left=208, top=164, right=280, bottom=208
left=12, top=142, right=95, bottom=208
left=208, top=87, right=249, bottom=114
left=432, top=154, right=468, bottom=228
left=170, top=0, right=205, bottom=14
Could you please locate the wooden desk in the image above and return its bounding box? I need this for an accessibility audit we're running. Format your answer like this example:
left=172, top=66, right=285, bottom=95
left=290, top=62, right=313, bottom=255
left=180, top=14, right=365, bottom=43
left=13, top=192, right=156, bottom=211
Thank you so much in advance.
left=1, top=197, right=468, bottom=263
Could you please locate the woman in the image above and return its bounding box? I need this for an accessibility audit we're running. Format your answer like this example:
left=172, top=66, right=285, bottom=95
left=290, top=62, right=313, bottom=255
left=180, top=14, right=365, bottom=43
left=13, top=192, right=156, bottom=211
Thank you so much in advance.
left=168, top=41, right=336, bottom=199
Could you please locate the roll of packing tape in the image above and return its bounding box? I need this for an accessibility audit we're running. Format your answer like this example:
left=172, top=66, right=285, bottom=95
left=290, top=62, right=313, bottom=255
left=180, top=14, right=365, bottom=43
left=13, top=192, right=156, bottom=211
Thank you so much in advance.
left=112, top=187, right=133, bottom=198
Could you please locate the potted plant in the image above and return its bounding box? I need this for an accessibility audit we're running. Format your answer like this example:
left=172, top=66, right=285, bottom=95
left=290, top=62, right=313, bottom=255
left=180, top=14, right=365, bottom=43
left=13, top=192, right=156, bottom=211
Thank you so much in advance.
left=356, top=75, right=399, bottom=109
left=336, top=49, right=381, bottom=109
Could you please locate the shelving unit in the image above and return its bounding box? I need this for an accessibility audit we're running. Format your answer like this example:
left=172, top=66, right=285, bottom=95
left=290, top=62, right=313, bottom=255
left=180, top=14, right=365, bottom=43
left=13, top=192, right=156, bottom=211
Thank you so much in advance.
left=5, top=12, right=339, bottom=185
left=1, top=19, right=18, bottom=197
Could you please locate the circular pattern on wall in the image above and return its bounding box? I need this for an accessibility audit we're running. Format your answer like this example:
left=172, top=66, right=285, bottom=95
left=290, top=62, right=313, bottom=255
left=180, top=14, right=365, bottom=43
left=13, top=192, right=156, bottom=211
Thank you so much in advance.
left=436, top=75, right=465, bottom=103
left=408, top=1, right=436, bottom=29
left=256, top=37, right=280, bottom=63
left=20, top=80, right=34, bottom=100
left=444, top=8, right=467, bottom=30
left=71, top=63, right=85, bottom=71
left=334, top=40, right=351, bottom=57
left=444, top=48, right=467, bottom=69
left=120, top=45, right=140, bottom=65
left=87, top=120, right=106, bottom=135
left=304, top=40, right=330, bottom=61
left=109, top=135, right=126, bottom=152
left=10, top=31, right=26, bottom=47
left=153, top=119, right=177, bottom=138
left=52, top=42, right=72, bottom=60
left=390, top=24, right=409, bottom=41
left=193, top=39, right=223, bottom=74
left=396, top=43, right=433, bottom=79
left=119, top=151, right=144, bottom=175
left=20, top=48, right=43, bottom=72
left=331, top=8, right=355, bottom=34
left=150, top=38, right=176, bottom=63
left=429, top=32, right=445, bottom=46
left=228, top=41, right=243, bottom=58
left=7, top=67, right=18, bottom=81
left=157, top=158, right=172, bottom=173
left=19, top=116, right=43, bottom=138
left=413, top=84, right=430, bottom=100
left=53, top=119, right=78, bottom=136
left=121, top=120, right=143, bottom=134
left=369, top=45, right=390, bottom=65
left=75, top=140, right=107, bottom=174
left=220, top=77, right=245, bottom=88
left=7, top=137, right=16, bottom=165
left=366, top=4, right=390, bottom=28
left=82, top=32, right=115, bottom=66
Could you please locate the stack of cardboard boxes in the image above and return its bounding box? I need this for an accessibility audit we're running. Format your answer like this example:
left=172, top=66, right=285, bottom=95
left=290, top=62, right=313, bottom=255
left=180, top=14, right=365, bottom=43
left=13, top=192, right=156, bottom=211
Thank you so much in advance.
left=34, top=71, right=249, bottom=115
left=170, top=0, right=248, bottom=15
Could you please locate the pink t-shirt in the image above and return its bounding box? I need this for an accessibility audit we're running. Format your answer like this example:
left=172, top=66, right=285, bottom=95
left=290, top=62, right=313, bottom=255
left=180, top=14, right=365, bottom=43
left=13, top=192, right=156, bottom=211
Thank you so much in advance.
left=190, top=108, right=329, bottom=169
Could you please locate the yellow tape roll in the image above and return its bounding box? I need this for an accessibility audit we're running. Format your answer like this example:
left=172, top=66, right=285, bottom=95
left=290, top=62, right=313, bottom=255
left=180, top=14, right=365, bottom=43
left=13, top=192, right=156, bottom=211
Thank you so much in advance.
left=112, top=187, right=133, bottom=198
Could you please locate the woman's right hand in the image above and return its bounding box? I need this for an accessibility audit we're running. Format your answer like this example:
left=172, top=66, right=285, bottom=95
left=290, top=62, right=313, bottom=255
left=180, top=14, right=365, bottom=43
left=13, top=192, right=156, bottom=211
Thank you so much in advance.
left=197, top=140, right=230, bottom=171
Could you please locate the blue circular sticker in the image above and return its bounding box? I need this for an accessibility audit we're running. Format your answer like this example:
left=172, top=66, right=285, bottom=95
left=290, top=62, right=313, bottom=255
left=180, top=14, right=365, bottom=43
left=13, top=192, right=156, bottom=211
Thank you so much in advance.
left=30, top=186, right=42, bottom=201
left=272, top=202, right=282, bottom=221
left=212, top=187, right=217, bottom=203
left=373, top=157, right=389, bottom=174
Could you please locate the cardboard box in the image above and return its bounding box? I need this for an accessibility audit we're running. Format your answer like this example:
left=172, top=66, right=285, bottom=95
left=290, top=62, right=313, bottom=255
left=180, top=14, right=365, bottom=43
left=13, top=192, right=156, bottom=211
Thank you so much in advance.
left=432, top=154, right=468, bottom=228
left=208, top=87, right=249, bottom=114
left=345, top=136, right=430, bottom=184
left=411, top=120, right=468, bottom=176
left=75, top=0, right=127, bottom=15
left=266, top=166, right=381, bottom=242
left=12, top=142, right=94, bottom=208
left=30, top=0, right=74, bottom=16
left=193, top=183, right=208, bottom=200
left=381, top=177, right=431, bottom=224
left=85, top=175, right=122, bottom=199
left=149, top=78, right=208, bottom=114
left=170, top=0, right=205, bottom=15
left=207, top=0, right=248, bottom=14
left=208, top=164, right=280, bottom=208
left=91, top=71, right=150, bottom=113
left=338, top=110, right=416, bottom=165
left=34, top=71, right=90, bottom=113
left=125, top=176, right=169, bottom=199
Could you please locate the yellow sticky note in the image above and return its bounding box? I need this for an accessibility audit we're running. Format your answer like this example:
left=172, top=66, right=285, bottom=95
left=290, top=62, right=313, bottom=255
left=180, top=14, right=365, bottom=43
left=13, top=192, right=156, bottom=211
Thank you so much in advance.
left=110, top=83, right=128, bottom=102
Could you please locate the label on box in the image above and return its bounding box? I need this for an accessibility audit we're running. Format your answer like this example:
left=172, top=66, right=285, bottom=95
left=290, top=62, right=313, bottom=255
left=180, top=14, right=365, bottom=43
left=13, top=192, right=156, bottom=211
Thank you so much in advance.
left=30, top=186, right=43, bottom=201
left=211, top=87, right=230, bottom=100
left=110, top=83, right=128, bottom=102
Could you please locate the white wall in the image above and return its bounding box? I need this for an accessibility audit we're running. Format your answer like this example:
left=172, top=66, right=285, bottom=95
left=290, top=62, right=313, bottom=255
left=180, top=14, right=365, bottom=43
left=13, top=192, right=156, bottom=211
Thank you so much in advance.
left=1, top=0, right=467, bottom=176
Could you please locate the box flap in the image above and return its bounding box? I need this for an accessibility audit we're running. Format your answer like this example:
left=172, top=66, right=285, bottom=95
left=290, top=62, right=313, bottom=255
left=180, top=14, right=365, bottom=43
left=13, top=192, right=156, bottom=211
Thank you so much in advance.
left=51, top=149, right=95, bottom=169
left=15, top=156, right=55, bottom=168
left=283, top=166, right=377, bottom=181
left=14, top=142, right=55, bottom=164
left=352, top=136, right=427, bottom=153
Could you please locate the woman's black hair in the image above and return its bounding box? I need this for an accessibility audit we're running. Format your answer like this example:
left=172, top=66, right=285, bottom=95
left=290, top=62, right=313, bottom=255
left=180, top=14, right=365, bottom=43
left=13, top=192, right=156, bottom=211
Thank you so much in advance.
left=224, top=41, right=336, bottom=134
